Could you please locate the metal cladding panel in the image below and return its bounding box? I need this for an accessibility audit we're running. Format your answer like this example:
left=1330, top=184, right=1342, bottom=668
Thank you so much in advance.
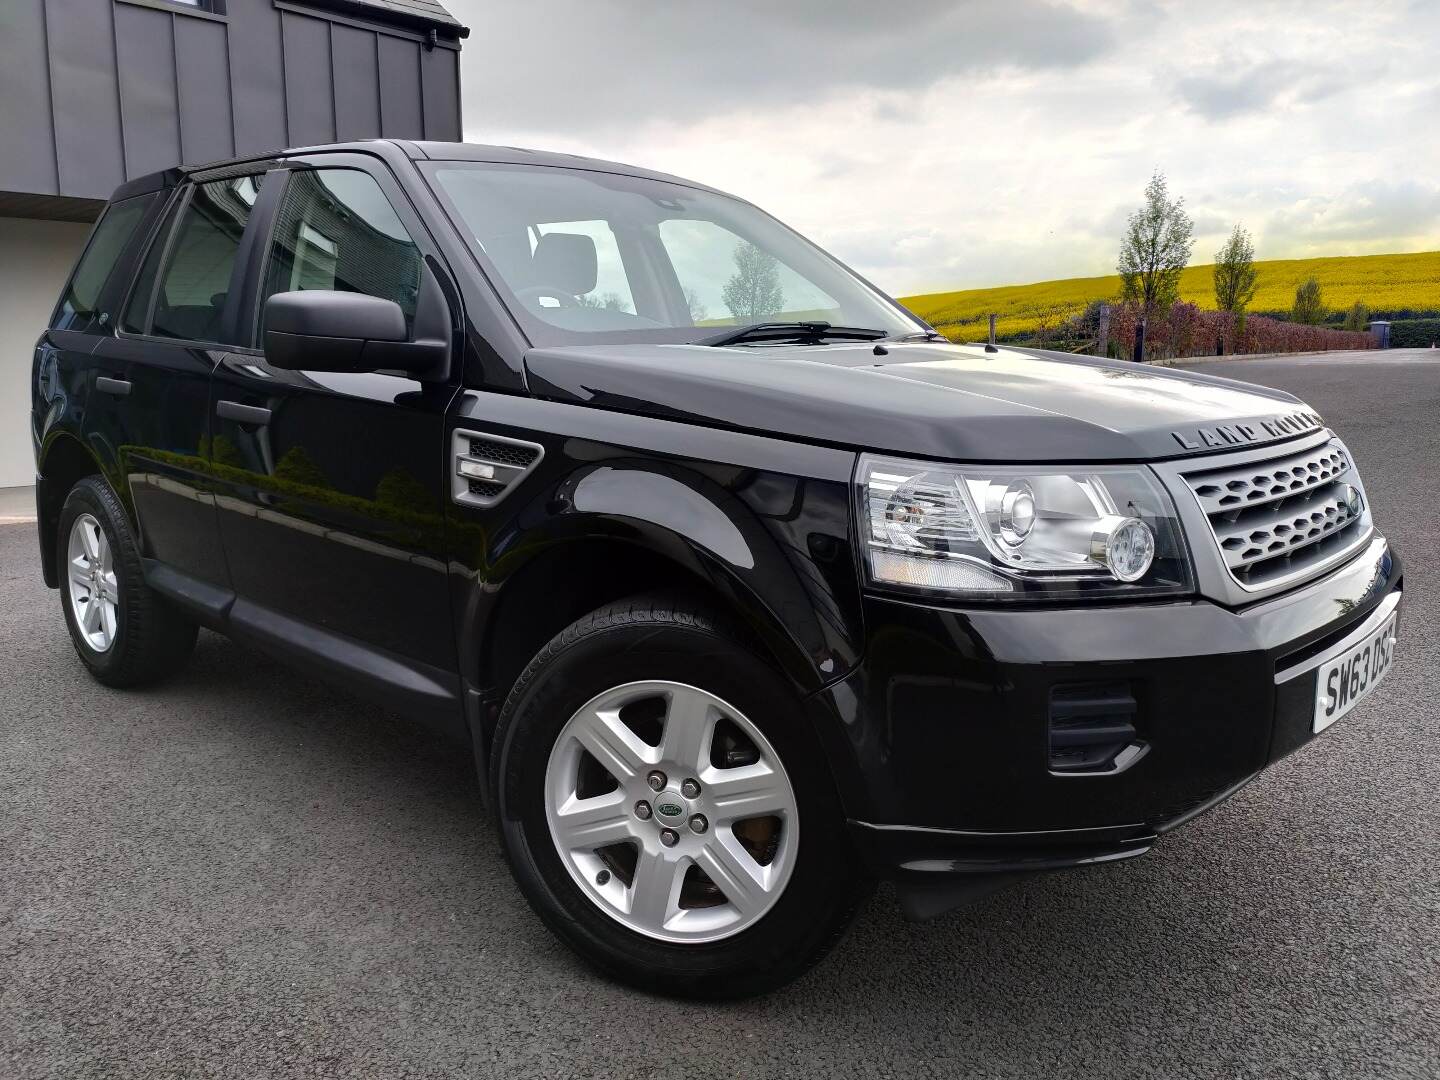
left=331, top=23, right=383, bottom=141
left=0, top=0, right=60, bottom=196
left=47, top=0, right=127, bottom=200
left=175, top=15, right=236, bottom=165
left=420, top=46, right=461, bottom=141
left=1, top=0, right=463, bottom=208
left=227, top=0, right=290, bottom=157
left=114, top=3, right=182, bottom=178
left=377, top=34, right=423, bottom=138
left=281, top=11, right=337, bottom=147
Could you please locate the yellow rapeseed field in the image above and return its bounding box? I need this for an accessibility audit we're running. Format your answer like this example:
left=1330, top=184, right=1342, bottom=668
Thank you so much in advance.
left=900, top=250, right=1440, bottom=341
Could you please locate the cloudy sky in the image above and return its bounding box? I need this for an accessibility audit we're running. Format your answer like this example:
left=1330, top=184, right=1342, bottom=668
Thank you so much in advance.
left=446, top=0, right=1440, bottom=297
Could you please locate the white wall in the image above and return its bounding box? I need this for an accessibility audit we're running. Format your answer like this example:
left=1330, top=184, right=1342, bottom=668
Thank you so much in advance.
left=0, top=216, right=91, bottom=487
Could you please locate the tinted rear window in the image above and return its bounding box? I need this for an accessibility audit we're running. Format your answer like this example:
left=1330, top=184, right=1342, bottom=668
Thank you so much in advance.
left=52, top=194, right=157, bottom=331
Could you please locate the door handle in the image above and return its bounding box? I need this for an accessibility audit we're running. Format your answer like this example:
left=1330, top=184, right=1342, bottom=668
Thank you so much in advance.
left=95, top=376, right=131, bottom=397
left=216, top=400, right=272, bottom=426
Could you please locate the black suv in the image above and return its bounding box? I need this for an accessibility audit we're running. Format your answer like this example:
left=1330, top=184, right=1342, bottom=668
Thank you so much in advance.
left=32, top=140, right=1402, bottom=998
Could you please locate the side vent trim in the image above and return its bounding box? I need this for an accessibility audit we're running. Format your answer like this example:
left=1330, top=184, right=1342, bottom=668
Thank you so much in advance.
left=451, top=429, right=544, bottom=509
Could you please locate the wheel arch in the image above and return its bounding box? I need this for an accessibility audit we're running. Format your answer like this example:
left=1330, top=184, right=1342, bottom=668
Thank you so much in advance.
left=34, top=432, right=108, bottom=588
left=465, top=461, right=864, bottom=719
left=476, top=535, right=803, bottom=705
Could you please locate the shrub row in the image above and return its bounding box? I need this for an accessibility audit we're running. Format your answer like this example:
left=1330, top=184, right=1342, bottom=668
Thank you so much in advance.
left=1097, top=303, right=1374, bottom=359
left=1385, top=319, right=1440, bottom=348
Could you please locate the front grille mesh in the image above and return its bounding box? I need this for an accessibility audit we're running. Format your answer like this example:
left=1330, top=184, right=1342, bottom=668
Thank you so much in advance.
left=1183, top=440, right=1366, bottom=589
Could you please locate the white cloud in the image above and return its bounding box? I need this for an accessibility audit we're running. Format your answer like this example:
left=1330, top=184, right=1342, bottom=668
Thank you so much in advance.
left=445, top=0, right=1440, bottom=296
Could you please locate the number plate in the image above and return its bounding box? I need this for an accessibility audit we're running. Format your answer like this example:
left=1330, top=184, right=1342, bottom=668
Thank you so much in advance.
left=1314, top=610, right=1399, bottom=733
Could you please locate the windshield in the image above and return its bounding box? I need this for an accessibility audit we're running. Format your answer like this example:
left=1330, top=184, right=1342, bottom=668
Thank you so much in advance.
left=422, top=162, right=925, bottom=346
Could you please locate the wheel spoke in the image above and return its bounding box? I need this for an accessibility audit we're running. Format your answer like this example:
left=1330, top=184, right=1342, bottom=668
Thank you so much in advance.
left=659, top=685, right=715, bottom=772
left=570, top=707, right=652, bottom=783
left=80, top=521, right=100, bottom=562
left=80, top=595, right=101, bottom=633
left=99, top=600, right=117, bottom=644
left=628, top=848, right=688, bottom=928
left=550, top=791, right=634, bottom=851
left=696, top=832, right=769, bottom=917
left=69, top=556, right=91, bottom=593
left=98, top=571, right=119, bottom=604
left=702, top=761, right=791, bottom=823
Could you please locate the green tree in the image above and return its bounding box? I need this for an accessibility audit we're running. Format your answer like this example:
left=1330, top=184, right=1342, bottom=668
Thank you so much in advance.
left=1291, top=276, right=1326, bottom=325
left=375, top=467, right=436, bottom=513
left=1341, top=300, right=1370, bottom=332
left=1118, top=171, right=1194, bottom=360
left=1213, top=224, right=1258, bottom=314
left=722, top=242, right=784, bottom=321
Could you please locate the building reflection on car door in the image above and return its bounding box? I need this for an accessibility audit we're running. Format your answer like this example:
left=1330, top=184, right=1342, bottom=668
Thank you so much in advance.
left=208, top=162, right=459, bottom=676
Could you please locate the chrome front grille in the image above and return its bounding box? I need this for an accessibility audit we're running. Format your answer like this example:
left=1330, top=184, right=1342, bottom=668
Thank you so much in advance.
left=1180, top=439, right=1369, bottom=591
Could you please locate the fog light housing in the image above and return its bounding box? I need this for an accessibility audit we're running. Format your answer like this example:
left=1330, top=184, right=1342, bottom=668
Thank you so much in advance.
left=1093, top=516, right=1155, bottom=582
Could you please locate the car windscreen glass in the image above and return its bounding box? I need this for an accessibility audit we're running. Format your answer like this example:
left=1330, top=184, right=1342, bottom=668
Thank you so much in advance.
left=423, top=162, right=923, bottom=347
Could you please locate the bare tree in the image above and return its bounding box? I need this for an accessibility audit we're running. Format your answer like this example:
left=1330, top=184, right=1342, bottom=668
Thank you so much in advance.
left=1291, top=277, right=1326, bottom=325
left=683, top=287, right=708, bottom=324
left=722, top=242, right=784, bottom=321
left=1118, top=171, right=1194, bottom=360
left=575, top=291, right=630, bottom=311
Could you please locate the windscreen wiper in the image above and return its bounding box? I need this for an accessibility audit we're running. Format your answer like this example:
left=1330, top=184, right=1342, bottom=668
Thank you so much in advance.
left=695, top=321, right=890, bottom=347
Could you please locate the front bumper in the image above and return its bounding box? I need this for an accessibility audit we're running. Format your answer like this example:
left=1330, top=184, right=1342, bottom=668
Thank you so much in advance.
left=806, top=536, right=1402, bottom=917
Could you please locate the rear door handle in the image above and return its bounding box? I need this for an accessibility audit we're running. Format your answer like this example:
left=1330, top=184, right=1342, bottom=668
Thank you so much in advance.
left=95, top=376, right=131, bottom=397
left=216, top=400, right=272, bottom=426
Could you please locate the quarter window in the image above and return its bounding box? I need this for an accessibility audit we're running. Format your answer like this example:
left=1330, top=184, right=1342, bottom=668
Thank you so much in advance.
left=52, top=194, right=156, bottom=332
left=258, top=169, right=422, bottom=339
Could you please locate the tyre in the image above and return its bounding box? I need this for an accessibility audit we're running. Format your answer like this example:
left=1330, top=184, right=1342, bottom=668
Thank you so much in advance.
left=56, top=476, right=197, bottom=688
left=491, top=595, right=866, bottom=998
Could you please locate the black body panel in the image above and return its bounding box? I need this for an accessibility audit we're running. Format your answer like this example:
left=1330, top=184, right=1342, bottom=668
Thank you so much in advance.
left=209, top=360, right=459, bottom=668
left=824, top=540, right=1400, bottom=883
left=87, top=334, right=229, bottom=588
left=525, top=340, right=1316, bottom=463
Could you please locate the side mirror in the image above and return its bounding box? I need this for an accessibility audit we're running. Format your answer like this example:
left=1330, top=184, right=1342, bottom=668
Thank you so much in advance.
left=262, top=290, right=447, bottom=375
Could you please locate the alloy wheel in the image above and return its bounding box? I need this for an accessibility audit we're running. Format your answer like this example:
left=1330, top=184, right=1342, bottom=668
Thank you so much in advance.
left=67, top=513, right=119, bottom=653
left=544, top=680, right=798, bottom=943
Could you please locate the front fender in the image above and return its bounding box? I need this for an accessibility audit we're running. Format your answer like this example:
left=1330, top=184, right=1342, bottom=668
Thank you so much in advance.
left=446, top=392, right=865, bottom=697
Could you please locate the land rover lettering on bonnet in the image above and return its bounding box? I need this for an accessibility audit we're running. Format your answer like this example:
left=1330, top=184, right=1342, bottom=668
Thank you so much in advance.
left=31, top=140, right=1402, bottom=998
left=1170, top=411, right=1324, bottom=450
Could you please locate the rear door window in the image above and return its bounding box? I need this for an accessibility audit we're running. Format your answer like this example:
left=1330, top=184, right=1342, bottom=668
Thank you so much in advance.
left=52, top=194, right=157, bottom=332
left=127, top=175, right=264, bottom=345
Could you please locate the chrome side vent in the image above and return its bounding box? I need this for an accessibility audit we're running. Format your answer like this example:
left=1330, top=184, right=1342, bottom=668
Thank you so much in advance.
left=451, top=429, right=544, bottom=508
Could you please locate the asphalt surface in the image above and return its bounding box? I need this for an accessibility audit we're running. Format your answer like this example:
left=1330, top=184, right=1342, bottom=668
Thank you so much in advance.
left=3, top=349, right=1438, bottom=1079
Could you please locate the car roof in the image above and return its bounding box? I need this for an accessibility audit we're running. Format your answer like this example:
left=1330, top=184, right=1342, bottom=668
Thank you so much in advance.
left=110, top=139, right=727, bottom=205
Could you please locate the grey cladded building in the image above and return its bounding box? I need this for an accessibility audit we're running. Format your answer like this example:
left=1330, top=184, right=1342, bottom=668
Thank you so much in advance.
left=0, top=0, right=468, bottom=487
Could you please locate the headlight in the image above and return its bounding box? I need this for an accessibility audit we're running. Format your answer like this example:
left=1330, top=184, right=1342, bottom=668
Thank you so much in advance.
left=858, top=455, right=1193, bottom=599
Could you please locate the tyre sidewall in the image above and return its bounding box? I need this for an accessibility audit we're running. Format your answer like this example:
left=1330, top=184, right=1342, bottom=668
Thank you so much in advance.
left=493, top=617, right=855, bottom=996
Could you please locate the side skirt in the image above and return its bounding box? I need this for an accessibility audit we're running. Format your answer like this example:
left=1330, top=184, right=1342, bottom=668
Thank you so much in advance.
left=144, top=559, right=469, bottom=745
